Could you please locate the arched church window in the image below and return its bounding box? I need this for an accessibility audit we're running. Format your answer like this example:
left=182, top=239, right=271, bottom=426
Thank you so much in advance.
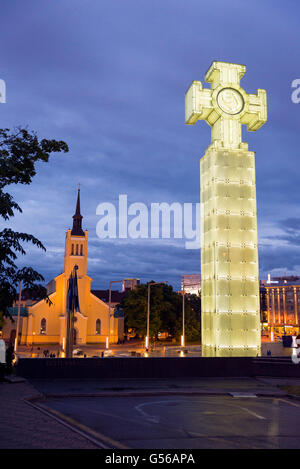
left=96, top=319, right=101, bottom=335
left=40, top=318, right=47, bottom=335
left=80, top=244, right=83, bottom=256
left=76, top=244, right=78, bottom=255
left=71, top=244, right=74, bottom=255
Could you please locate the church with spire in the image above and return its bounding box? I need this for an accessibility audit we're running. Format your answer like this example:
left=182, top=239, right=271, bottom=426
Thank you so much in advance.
left=17, top=189, right=123, bottom=347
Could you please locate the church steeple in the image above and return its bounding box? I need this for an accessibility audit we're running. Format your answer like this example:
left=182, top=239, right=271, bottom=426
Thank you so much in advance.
left=71, top=187, right=85, bottom=236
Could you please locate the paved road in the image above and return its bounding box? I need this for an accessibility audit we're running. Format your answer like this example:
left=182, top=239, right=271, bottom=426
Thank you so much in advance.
left=43, top=394, right=300, bottom=449
left=1, top=377, right=300, bottom=449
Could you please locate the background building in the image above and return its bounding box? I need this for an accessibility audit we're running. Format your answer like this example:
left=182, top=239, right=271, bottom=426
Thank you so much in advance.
left=92, top=277, right=139, bottom=307
left=181, top=274, right=201, bottom=295
left=263, top=276, right=300, bottom=336
left=122, top=278, right=140, bottom=292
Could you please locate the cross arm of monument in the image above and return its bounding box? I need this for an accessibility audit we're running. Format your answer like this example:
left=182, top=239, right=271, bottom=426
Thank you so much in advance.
left=240, top=89, right=267, bottom=131
left=185, top=80, right=218, bottom=126
left=185, top=80, right=267, bottom=131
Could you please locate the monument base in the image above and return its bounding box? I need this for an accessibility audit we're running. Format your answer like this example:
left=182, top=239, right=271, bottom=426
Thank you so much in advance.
left=200, top=145, right=261, bottom=357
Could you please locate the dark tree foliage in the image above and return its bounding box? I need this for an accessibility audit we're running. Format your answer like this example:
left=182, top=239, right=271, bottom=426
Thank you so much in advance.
left=0, top=127, right=69, bottom=321
left=120, top=282, right=201, bottom=342
left=186, top=294, right=201, bottom=322
left=121, top=283, right=156, bottom=338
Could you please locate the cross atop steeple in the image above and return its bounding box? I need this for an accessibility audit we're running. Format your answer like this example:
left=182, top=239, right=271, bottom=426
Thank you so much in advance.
left=71, top=187, right=84, bottom=236
left=185, top=61, right=267, bottom=149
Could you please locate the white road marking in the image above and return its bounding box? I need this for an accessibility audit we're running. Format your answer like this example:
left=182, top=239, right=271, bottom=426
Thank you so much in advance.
left=52, top=399, right=146, bottom=426
left=235, top=405, right=266, bottom=420
left=134, top=397, right=268, bottom=423
left=279, top=398, right=300, bottom=408
left=134, top=400, right=178, bottom=424
left=268, top=399, right=279, bottom=441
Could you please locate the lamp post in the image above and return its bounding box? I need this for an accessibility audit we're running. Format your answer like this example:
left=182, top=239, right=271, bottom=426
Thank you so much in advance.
left=14, top=280, right=22, bottom=353
left=181, top=281, right=201, bottom=348
left=146, top=282, right=167, bottom=352
left=107, top=280, right=123, bottom=350
left=182, top=284, right=185, bottom=348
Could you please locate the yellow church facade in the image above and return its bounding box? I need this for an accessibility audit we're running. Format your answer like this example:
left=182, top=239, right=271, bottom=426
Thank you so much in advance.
left=13, top=190, right=123, bottom=346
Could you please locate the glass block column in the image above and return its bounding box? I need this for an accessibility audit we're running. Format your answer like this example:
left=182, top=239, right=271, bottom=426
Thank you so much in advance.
left=201, top=147, right=261, bottom=357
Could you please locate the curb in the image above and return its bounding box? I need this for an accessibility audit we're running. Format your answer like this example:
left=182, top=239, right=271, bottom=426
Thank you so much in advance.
left=36, top=389, right=288, bottom=399
left=286, top=394, right=300, bottom=402
left=4, top=375, right=27, bottom=383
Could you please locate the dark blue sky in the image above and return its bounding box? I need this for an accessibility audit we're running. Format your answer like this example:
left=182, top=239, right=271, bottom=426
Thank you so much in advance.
left=1, top=0, right=300, bottom=290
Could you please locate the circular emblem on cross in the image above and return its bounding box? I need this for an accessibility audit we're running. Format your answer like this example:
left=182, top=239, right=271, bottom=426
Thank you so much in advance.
left=217, top=87, right=244, bottom=115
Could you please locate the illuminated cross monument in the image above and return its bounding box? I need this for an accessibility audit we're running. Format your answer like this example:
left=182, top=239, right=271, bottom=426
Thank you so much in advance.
left=185, top=61, right=267, bottom=357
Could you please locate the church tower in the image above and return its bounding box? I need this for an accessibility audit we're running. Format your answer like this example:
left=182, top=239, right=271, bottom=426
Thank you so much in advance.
left=14, top=186, right=124, bottom=347
left=64, top=187, right=88, bottom=279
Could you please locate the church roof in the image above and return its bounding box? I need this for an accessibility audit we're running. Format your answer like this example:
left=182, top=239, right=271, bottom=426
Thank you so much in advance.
left=8, top=306, right=28, bottom=317
left=91, top=289, right=127, bottom=304
left=71, top=188, right=85, bottom=236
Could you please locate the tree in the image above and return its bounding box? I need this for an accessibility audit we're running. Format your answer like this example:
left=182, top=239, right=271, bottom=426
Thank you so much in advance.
left=120, top=282, right=201, bottom=342
left=187, top=294, right=201, bottom=322
left=0, top=127, right=69, bottom=325
left=121, top=283, right=161, bottom=338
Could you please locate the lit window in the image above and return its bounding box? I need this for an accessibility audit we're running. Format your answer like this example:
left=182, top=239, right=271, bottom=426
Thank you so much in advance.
left=96, top=319, right=101, bottom=335
left=40, top=318, right=47, bottom=335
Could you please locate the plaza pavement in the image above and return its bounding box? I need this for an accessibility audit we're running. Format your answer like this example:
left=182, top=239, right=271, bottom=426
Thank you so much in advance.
left=0, top=380, right=97, bottom=449
left=15, top=339, right=291, bottom=359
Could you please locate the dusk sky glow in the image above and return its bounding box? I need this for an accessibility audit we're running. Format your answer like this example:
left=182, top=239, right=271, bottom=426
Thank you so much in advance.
left=1, top=0, right=300, bottom=291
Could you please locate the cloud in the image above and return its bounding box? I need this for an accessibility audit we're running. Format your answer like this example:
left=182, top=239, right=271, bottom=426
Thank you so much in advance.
left=1, top=0, right=300, bottom=290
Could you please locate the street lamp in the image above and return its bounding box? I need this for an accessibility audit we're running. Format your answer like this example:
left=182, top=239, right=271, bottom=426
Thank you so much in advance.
left=181, top=281, right=201, bottom=348
left=107, top=280, right=123, bottom=350
left=182, top=284, right=185, bottom=348
left=146, top=281, right=167, bottom=352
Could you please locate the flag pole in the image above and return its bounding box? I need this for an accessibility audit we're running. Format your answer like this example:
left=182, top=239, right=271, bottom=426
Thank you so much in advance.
left=69, top=268, right=75, bottom=358
left=66, top=270, right=73, bottom=358
left=66, top=265, right=79, bottom=358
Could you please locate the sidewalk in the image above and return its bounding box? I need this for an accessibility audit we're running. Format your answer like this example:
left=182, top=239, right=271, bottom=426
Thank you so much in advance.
left=0, top=380, right=97, bottom=449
